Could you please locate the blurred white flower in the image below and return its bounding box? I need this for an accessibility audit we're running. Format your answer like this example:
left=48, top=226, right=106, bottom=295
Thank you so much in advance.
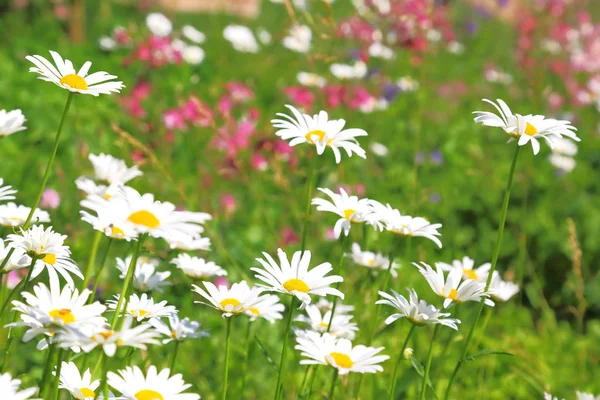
left=295, top=304, right=358, bottom=339
left=0, top=202, right=50, bottom=228
left=244, top=292, right=285, bottom=323
left=488, top=272, right=519, bottom=302
left=108, top=293, right=177, bottom=322
left=223, top=25, right=259, bottom=53
left=98, top=36, right=116, bottom=51
left=58, top=361, right=103, bottom=400
left=397, top=76, right=419, bottom=92
left=150, top=314, right=209, bottom=343
left=0, top=178, right=17, bottom=202
left=115, top=256, right=171, bottom=293
left=0, top=109, right=26, bottom=138
left=370, top=142, right=389, bottom=157
left=283, top=25, right=311, bottom=53
left=368, top=42, right=394, bottom=59
left=447, top=41, right=465, bottom=54
left=297, top=72, right=326, bottom=88
left=347, top=243, right=399, bottom=277
left=437, top=256, right=491, bottom=281
left=0, top=238, right=30, bottom=272
left=182, top=45, right=205, bottom=65
left=192, top=280, right=263, bottom=318
left=182, top=25, right=205, bottom=44
left=171, top=253, right=227, bottom=279
left=107, top=365, right=200, bottom=400
left=0, top=373, right=37, bottom=400
left=330, top=61, right=367, bottom=80
left=257, top=28, right=272, bottom=44
left=146, top=13, right=172, bottom=37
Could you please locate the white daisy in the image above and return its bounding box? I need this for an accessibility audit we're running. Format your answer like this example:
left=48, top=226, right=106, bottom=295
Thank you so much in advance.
left=75, top=178, right=123, bottom=201
left=149, top=314, right=209, bottom=344
left=283, top=24, right=311, bottom=53
left=0, top=238, right=31, bottom=272
left=0, top=178, right=17, bottom=202
left=488, top=272, right=520, bottom=302
left=437, top=256, right=491, bottom=281
left=56, top=317, right=160, bottom=357
left=182, top=45, right=205, bottom=65
left=115, top=256, right=171, bottom=293
left=347, top=243, right=399, bottom=277
left=0, top=373, right=37, bottom=400
left=85, top=153, right=143, bottom=185
left=192, top=280, right=263, bottom=318
left=297, top=72, right=326, bottom=88
left=26, top=50, right=124, bottom=96
left=182, top=25, right=205, bottom=44
left=295, top=331, right=389, bottom=375
left=0, top=202, right=50, bottom=227
left=271, top=105, right=368, bottom=163
left=107, top=365, right=200, bottom=400
left=414, top=262, right=494, bottom=308
left=244, top=293, right=285, bottom=323
left=295, top=304, right=358, bottom=339
left=0, top=109, right=27, bottom=138
left=473, top=98, right=580, bottom=155
left=371, top=203, right=442, bottom=248
left=549, top=154, right=576, bottom=173
left=252, top=248, right=344, bottom=308
left=330, top=61, right=367, bottom=80
left=170, top=254, right=226, bottom=279
left=58, top=361, right=100, bottom=400
left=315, top=298, right=354, bottom=316
left=376, top=289, right=460, bottom=330
left=165, top=233, right=211, bottom=251
left=576, top=392, right=600, bottom=400
left=223, top=25, right=259, bottom=53
left=7, top=225, right=83, bottom=287
left=107, top=293, right=177, bottom=322
left=10, top=276, right=106, bottom=343
left=312, top=188, right=379, bottom=239
left=80, top=199, right=138, bottom=241
left=146, top=13, right=172, bottom=37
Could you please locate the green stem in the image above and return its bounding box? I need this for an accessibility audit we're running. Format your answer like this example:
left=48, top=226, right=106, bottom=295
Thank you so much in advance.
left=388, top=324, right=416, bottom=400
left=0, top=257, right=35, bottom=318
left=300, top=153, right=318, bottom=253
left=39, top=344, right=58, bottom=398
left=24, top=92, right=74, bottom=228
left=222, top=317, right=233, bottom=400
left=328, top=369, right=339, bottom=400
left=89, top=238, right=113, bottom=303
left=326, top=234, right=349, bottom=332
left=170, top=340, right=180, bottom=372
left=0, top=249, right=15, bottom=277
left=100, top=352, right=110, bottom=400
left=473, top=307, right=493, bottom=351
left=298, top=365, right=312, bottom=398
left=81, top=231, right=102, bottom=291
left=240, top=318, right=253, bottom=398
left=111, top=234, right=146, bottom=330
left=420, top=325, right=440, bottom=400
left=50, top=349, right=65, bottom=400
left=274, top=296, right=297, bottom=400
left=443, top=144, right=520, bottom=400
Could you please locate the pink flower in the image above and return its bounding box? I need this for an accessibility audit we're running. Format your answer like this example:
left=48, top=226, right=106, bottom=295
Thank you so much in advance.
left=213, top=276, right=230, bottom=289
left=325, top=227, right=336, bottom=241
left=283, top=87, right=315, bottom=110
left=163, top=109, right=186, bottom=131
left=548, top=93, right=564, bottom=109
left=220, top=194, right=236, bottom=215
left=349, top=87, right=373, bottom=109
left=132, top=81, right=151, bottom=100
left=218, top=96, right=232, bottom=116
left=182, top=97, right=213, bottom=127
left=323, top=85, right=346, bottom=109
left=40, top=188, right=60, bottom=209
left=3, top=270, right=25, bottom=289
left=281, top=227, right=300, bottom=246
left=226, top=82, right=254, bottom=102
left=251, top=154, right=268, bottom=171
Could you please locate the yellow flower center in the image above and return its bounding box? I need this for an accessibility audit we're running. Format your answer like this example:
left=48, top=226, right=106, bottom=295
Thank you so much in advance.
left=80, top=388, right=96, bottom=398
left=367, top=259, right=376, bottom=265
left=248, top=307, right=260, bottom=315
left=170, top=331, right=177, bottom=338
left=305, top=129, right=327, bottom=144
left=104, top=193, right=112, bottom=200
left=464, top=270, right=478, bottom=280
left=43, top=253, right=57, bottom=265
left=448, top=288, right=460, bottom=301
left=108, top=225, right=125, bottom=237
left=329, top=352, right=353, bottom=369
left=220, top=298, right=241, bottom=310
left=128, top=210, right=160, bottom=229
left=283, top=278, right=310, bottom=293
left=319, top=322, right=329, bottom=328
left=135, top=390, right=164, bottom=400
left=59, top=74, right=88, bottom=90
left=343, top=209, right=357, bottom=220
left=524, top=122, right=537, bottom=136
left=131, top=309, right=148, bottom=317
left=49, top=308, right=75, bottom=324
left=98, top=331, right=114, bottom=340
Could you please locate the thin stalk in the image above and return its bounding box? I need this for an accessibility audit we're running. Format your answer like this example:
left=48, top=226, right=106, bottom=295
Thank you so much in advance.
left=274, top=296, right=297, bottom=400
left=111, top=234, right=146, bottom=330
left=0, top=257, right=35, bottom=318
left=89, top=238, right=113, bottom=303
left=50, top=349, right=65, bottom=400
left=100, top=352, right=110, bottom=400
left=300, top=153, right=318, bottom=252
left=328, top=369, right=339, bottom=400
left=443, top=144, right=520, bottom=400
left=240, top=318, right=253, bottom=397
left=24, top=92, right=74, bottom=228
left=419, top=325, right=440, bottom=400
left=388, top=324, right=416, bottom=400
left=39, top=344, right=58, bottom=398
left=298, top=365, right=312, bottom=398
left=222, top=317, right=233, bottom=400
left=81, top=231, right=102, bottom=291
left=170, top=340, right=180, bottom=372
left=326, top=234, right=349, bottom=332
left=473, top=307, right=493, bottom=351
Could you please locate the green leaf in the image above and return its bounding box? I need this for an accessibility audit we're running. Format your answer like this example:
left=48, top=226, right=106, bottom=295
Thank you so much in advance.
left=409, top=356, right=440, bottom=400
left=465, top=350, right=515, bottom=362
left=253, top=334, right=279, bottom=373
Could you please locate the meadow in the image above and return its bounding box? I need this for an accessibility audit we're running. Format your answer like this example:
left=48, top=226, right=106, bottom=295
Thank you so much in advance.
left=0, top=0, right=599, bottom=399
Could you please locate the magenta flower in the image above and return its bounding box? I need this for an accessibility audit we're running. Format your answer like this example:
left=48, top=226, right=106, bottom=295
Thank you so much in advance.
left=40, top=188, right=60, bottom=209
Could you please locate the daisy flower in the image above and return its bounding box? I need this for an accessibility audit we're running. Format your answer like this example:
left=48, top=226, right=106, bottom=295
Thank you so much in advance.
left=244, top=293, right=285, bottom=323
left=80, top=200, right=138, bottom=241
left=182, top=25, right=206, bottom=44
left=146, top=12, right=172, bottom=37
left=0, top=238, right=31, bottom=273
left=251, top=248, right=344, bottom=308
left=315, top=298, right=354, bottom=316
left=347, top=243, right=399, bottom=277
left=0, top=202, right=51, bottom=227
left=170, top=254, right=226, bottom=279
left=107, top=365, right=200, bottom=400
left=11, top=275, right=106, bottom=343
left=75, top=178, right=123, bottom=200
left=149, top=315, right=209, bottom=344
left=0, top=178, right=17, bottom=202
left=437, top=256, right=491, bottom=281
left=576, top=392, right=600, bottom=400
left=26, top=50, right=124, bottom=96
left=312, top=188, right=379, bottom=239
left=0, top=373, right=37, bottom=400
left=271, top=105, right=368, bottom=163
left=223, top=25, right=259, bottom=53
left=295, top=304, right=358, bottom=339
left=414, top=262, right=494, bottom=308
left=58, top=362, right=101, bottom=400
left=372, top=203, right=442, bottom=248
left=107, top=293, right=177, bottom=321
left=165, top=232, right=211, bottom=251
left=84, top=153, right=143, bottom=185
left=7, top=225, right=83, bottom=287
left=473, top=98, right=580, bottom=155
left=295, top=331, right=389, bottom=375
left=115, top=256, right=171, bottom=293
left=297, top=72, right=326, bottom=88
left=0, top=109, right=27, bottom=138
left=192, top=280, right=263, bottom=318
left=488, top=272, right=520, bottom=302
left=376, top=289, right=460, bottom=330
left=282, top=24, right=311, bottom=53
left=56, top=317, right=160, bottom=357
